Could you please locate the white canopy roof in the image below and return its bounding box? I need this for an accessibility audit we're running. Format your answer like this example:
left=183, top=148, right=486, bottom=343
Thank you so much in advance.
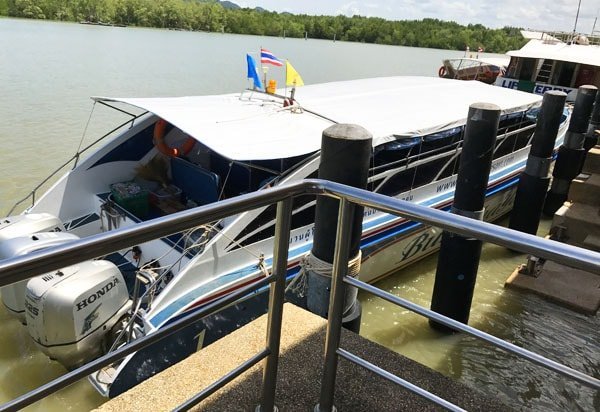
left=508, top=39, right=600, bottom=66
left=520, top=31, right=560, bottom=42
left=95, top=76, right=541, bottom=161
left=447, top=57, right=510, bottom=68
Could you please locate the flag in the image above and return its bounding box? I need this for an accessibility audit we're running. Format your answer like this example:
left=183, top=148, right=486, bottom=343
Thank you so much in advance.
left=260, top=48, right=283, bottom=67
left=246, top=54, right=263, bottom=90
left=285, top=61, right=304, bottom=87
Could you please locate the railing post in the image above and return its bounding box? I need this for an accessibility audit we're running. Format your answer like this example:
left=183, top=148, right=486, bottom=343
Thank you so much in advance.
left=315, top=198, right=355, bottom=412
left=258, top=198, right=293, bottom=412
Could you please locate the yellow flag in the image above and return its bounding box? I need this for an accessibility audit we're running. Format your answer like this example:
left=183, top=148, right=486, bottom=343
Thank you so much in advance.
left=286, top=61, right=304, bottom=87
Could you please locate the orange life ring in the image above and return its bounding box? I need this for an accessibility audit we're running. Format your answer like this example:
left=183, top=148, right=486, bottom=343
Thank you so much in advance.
left=153, top=119, right=196, bottom=157
left=438, top=66, right=447, bottom=77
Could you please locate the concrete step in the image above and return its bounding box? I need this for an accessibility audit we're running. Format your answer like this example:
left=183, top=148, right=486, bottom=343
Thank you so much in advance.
left=506, top=260, right=600, bottom=315
left=583, top=234, right=600, bottom=251
left=96, top=303, right=511, bottom=412
left=568, top=173, right=600, bottom=205
left=582, top=145, right=600, bottom=174
left=552, top=201, right=600, bottom=248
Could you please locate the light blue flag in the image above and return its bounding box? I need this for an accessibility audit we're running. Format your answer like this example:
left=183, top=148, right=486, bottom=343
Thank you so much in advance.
left=246, top=54, right=263, bottom=90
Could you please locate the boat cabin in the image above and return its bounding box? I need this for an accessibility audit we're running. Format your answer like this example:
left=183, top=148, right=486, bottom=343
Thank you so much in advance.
left=439, top=57, right=508, bottom=85
left=495, top=32, right=600, bottom=100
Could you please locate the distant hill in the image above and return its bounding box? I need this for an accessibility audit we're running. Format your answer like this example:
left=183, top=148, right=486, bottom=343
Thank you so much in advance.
left=218, top=1, right=240, bottom=9
left=217, top=1, right=266, bottom=12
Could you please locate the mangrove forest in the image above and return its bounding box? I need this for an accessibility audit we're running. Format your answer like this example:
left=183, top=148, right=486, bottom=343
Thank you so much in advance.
left=0, top=0, right=527, bottom=53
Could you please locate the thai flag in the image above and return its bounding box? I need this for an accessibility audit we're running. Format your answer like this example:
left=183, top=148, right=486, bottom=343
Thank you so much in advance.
left=260, top=48, right=283, bottom=67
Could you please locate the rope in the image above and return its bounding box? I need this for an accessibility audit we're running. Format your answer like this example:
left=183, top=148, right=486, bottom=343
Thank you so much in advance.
left=218, top=162, right=233, bottom=200
left=286, top=250, right=362, bottom=297
left=73, top=101, right=96, bottom=168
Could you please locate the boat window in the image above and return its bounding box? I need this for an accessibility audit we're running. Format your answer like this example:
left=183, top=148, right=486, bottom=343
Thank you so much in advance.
left=210, top=152, right=312, bottom=198
left=552, top=61, right=577, bottom=87
left=575, top=64, right=599, bottom=88
left=376, top=169, right=417, bottom=197
left=372, top=138, right=420, bottom=170
left=231, top=171, right=317, bottom=248
left=494, top=112, right=533, bottom=159
left=518, top=58, right=537, bottom=81
left=371, top=127, right=464, bottom=195
left=506, top=57, right=519, bottom=78
left=436, top=152, right=461, bottom=181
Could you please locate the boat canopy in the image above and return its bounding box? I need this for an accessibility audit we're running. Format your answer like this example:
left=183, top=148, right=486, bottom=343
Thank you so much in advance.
left=94, top=76, right=541, bottom=161
left=507, top=39, right=600, bottom=66
left=448, top=57, right=510, bottom=68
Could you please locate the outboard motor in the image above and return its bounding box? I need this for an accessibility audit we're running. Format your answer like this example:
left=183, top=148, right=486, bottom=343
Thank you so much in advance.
left=0, top=232, right=80, bottom=323
left=0, top=213, right=64, bottom=241
left=25, top=260, right=131, bottom=369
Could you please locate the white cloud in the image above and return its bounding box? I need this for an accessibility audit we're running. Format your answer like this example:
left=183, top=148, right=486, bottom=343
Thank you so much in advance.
left=337, top=2, right=362, bottom=17
left=231, top=0, right=598, bottom=33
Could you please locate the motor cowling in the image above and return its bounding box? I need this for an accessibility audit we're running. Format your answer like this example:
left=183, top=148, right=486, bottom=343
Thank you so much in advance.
left=0, top=232, right=80, bottom=323
left=25, top=260, right=131, bottom=369
left=0, top=213, right=64, bottom=242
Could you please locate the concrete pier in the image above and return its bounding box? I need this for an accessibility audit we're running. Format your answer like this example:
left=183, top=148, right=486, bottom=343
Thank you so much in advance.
left=96, top=304, right=510, bottom=411
left=506, top=146, right=600, bottom=314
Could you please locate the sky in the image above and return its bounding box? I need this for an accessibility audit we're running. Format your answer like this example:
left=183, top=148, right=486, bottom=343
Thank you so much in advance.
left=233, top=0, right=600, bottom=34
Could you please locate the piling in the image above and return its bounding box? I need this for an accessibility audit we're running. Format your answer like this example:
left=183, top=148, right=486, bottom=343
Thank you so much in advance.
left=509, top=91, right=567, bottom=235
left=543, top=85, right=598, bottom=215
left=430, top=103, right=500, bottom=332
left=584, top=91, right=600, bottom=151
left=306, top=124, right=372, bottom=333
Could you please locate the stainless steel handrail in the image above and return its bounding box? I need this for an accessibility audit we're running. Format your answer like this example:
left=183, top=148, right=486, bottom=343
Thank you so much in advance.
left=316, top=180, right=600, bottom=411
left=0, top=179, right=598, bottom=411
left=0, top=275, right=274, bottom=412
left=1, top=180, right=597, bottom=286
left=347, top=277, right=600, bottom=388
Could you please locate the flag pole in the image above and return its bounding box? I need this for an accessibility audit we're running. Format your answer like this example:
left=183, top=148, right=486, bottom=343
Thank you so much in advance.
left=260, top=46, right=267, bottom=90
left=284, top=60, right=288, bottom=98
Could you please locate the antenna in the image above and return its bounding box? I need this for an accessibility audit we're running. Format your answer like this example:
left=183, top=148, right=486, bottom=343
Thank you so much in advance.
left=572, top=0, right=582, bottom=42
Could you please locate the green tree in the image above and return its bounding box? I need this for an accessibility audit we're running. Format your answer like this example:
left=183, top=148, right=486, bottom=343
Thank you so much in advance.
left=0, top=0, right=526, bottom=53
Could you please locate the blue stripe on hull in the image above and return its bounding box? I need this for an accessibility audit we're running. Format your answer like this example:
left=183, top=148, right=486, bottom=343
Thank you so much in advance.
left=149, top=168, right=522, bottom=327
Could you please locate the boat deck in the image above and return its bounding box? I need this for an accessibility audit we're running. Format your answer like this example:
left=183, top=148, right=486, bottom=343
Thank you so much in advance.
left=95, top=303, right=510, bottom=411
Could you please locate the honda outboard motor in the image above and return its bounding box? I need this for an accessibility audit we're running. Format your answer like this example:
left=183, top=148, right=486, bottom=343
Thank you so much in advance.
left=0, top=232, right=80, bottom=323
left=0, top=213, right=64, bottom=241
left=25, top=260, right=131, bottom=369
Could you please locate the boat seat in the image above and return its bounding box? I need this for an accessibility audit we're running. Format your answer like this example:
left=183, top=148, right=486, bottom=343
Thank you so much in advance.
left=170, top=157, right=220, bottom=205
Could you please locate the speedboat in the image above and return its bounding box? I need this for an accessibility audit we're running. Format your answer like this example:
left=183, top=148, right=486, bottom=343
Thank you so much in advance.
left=495, top=30, right=600, bottom=100
left=0, top=76, right=569, bottom=397
left=438, top=57, right=509, bottom=84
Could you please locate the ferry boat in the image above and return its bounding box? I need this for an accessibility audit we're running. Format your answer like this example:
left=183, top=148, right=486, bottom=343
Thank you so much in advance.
left=495, top=30, right=600, bottom=100
left=438, top=57, right=509, bottom=84
left=0, top=76, right=568, bottom=397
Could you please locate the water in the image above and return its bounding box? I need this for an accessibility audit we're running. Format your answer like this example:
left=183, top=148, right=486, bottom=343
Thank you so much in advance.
left=361, top=219, right=600, bottom=411
left=0, top=18, right=597, bottom=411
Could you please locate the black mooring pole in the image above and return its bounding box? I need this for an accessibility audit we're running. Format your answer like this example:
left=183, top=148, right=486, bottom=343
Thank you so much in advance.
left=509, top=91, right=567, bottom=235
left=430, top=103, right=500, bottom=332
left=584, top=90, right=600, bottom=151
left=543, top=85, right=598, bottom=215
left=307, top=124, right=372, bottom=333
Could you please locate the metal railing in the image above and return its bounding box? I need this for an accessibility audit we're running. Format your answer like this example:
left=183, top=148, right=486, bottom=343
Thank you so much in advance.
left=0, top=179, right=598, bottom=412
left=6, top=114, right=143, bottom=216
